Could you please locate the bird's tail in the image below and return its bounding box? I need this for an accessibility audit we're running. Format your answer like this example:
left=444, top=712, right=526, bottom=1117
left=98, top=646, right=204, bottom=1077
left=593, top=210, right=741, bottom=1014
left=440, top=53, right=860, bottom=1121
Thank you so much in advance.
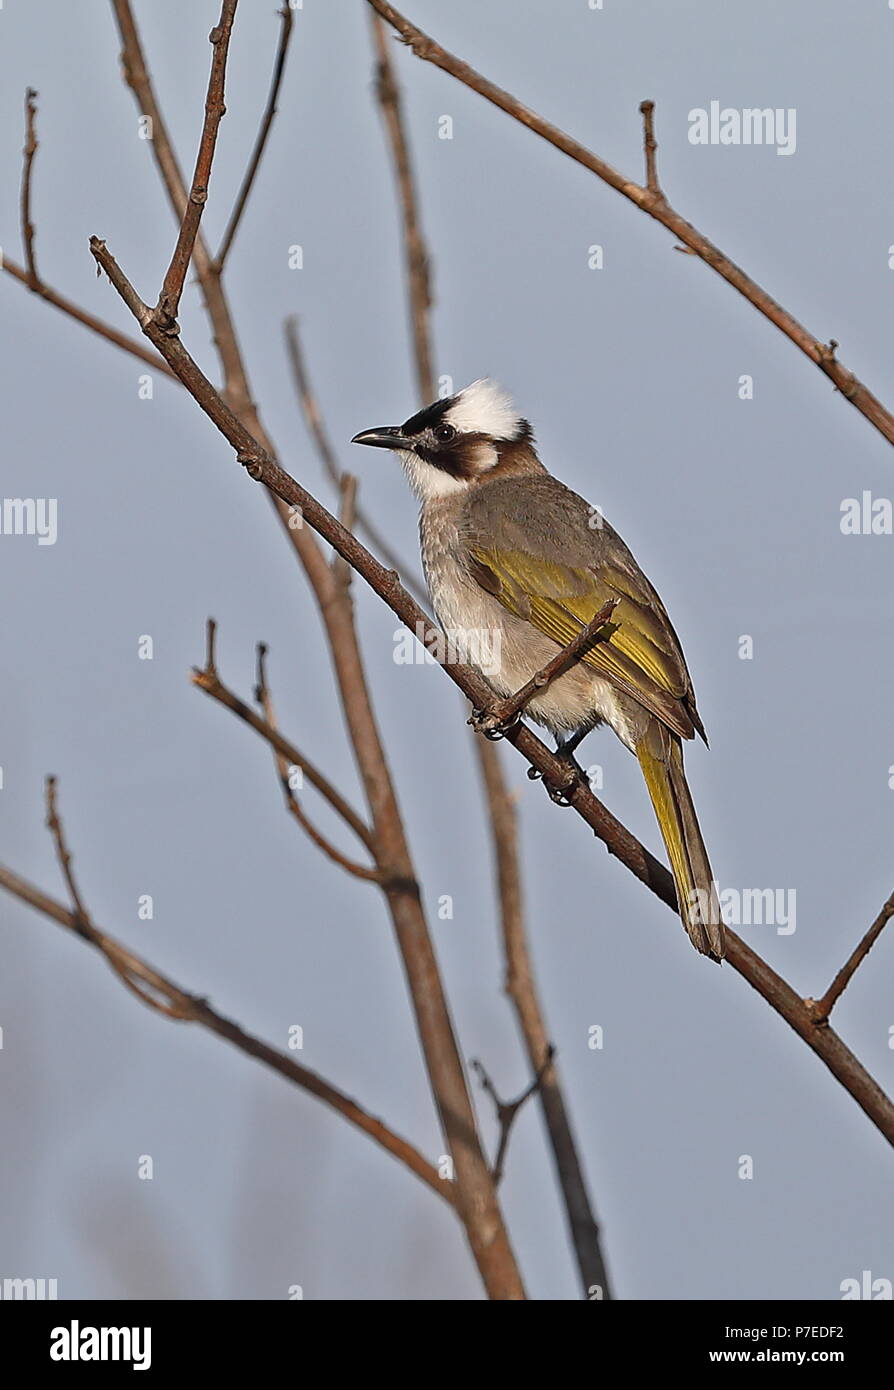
left=635, top=719, right=725, bottom=960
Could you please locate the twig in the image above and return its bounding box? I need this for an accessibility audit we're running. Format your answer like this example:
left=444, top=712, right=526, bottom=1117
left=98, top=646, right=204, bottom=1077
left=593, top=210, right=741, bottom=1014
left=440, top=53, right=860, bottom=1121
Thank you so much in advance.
left=157, top=0, right=238, bottom=324
left=45, top=775, right=190, bottom=1016
left=110, top=0, right=248, bottom=408
left=214, top=4, right=294, bottom=271
left=474, top=598, right=619, bottom=733
left=0, top=860, right=451, bottom=1202
left=476, top=745, right=612, bottom=1297
left=365, top=0, right=894, bottom=447
left=809, top=890, right=894, bottom=1023
left=638, top=99, right=661, bottom=198
left=369, top=10, right=435, bottom=401
left=253, top=642, right=380, bottom=881
left=284, top=317, right=426, bottom=598
left=88, top=229, right=894, bottom=1149
left=192, top=622, right=375, bottom=855
left=473, top=1050, right=552, bottom=1185
left=20, top=88, right=40, bottom=287
left=1, top=256, right=177, bottom=374
left=45, top=775, right=92, bottom=928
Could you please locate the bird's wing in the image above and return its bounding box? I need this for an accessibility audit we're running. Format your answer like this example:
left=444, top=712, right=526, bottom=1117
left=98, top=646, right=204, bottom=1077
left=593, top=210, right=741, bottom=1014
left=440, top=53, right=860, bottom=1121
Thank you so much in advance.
left=467, top=542, right=700, bottom=741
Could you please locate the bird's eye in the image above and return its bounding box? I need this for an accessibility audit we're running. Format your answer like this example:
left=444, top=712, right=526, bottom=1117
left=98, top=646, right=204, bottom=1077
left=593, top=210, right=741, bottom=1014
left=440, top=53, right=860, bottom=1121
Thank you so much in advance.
left=434, top=423, right=456, bottom=444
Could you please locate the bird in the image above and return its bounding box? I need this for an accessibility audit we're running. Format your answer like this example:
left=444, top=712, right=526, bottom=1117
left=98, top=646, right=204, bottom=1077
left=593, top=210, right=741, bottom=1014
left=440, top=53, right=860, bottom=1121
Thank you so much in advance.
left=352, top=379, right=724, bottom=960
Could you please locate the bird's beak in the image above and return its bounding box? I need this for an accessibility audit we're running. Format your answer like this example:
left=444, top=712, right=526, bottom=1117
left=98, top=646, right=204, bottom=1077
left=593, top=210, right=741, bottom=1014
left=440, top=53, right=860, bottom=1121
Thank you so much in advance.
left=350, top=425, right=404, bottom=450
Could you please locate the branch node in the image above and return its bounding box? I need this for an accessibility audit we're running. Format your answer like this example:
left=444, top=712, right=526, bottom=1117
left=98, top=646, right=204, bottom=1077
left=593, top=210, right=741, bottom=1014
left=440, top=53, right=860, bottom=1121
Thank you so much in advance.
left=472, top=1047, right=555, bottom=1184
left=237, top=452, right=264, bottom=481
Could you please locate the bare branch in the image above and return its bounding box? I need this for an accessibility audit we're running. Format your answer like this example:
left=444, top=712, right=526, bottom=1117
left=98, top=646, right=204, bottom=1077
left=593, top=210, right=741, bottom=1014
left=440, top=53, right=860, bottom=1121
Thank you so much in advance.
left=157, top=0, right=238, bottom=323
left=20, top=87, right=40, bottom=287
left=45, top=774, right=193, bottom=1017
left=110, top=0, right=250, bottom=410
left=214, top=4, right=295, bottom=270
left=366, top=0, right=894, bottom=448
left=1, top=256, right=176, bottom=374
left=476, top=744, right=612, bottom=1297
left=7, top=86, right=177, bottom=375
left=253, top=642, right=381, bottom=882
left=0, top=860, right=451, bottom=1202
left=192, top=622, right=375, bottom=855
left=473, top=1050, right=552, bottom=1185
left=369, top=10, right=435, bottom=402
left=809, top=890, right=894, bottom=1023
left=284, top=317, right=426, bottom=598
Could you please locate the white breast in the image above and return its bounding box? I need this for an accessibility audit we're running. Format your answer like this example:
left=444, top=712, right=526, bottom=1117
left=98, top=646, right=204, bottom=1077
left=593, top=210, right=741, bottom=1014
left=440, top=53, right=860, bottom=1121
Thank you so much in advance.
left=418, top=496, right=635, bottom=746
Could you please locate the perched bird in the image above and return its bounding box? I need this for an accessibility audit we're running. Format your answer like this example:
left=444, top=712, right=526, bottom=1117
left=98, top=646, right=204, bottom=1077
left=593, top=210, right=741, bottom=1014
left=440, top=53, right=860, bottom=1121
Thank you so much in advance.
left=352, top=380, right=723, bottom=959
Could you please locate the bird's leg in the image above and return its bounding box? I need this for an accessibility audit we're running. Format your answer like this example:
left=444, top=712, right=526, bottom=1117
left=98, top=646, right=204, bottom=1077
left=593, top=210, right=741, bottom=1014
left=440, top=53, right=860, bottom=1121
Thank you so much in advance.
left=556, top=728, right=589, bottom=760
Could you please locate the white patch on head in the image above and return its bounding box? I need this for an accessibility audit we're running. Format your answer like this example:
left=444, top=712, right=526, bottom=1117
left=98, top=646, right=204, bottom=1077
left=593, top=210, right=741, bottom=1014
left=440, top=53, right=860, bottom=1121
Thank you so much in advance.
left=398, top=449, right=469, bottom=501
left=444, top=379, right=522, bottom=441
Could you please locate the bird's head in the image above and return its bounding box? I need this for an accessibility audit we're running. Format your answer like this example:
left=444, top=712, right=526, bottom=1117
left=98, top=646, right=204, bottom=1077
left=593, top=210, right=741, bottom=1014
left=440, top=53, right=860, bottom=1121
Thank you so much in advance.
left=351, top=379, right=534, bottom=500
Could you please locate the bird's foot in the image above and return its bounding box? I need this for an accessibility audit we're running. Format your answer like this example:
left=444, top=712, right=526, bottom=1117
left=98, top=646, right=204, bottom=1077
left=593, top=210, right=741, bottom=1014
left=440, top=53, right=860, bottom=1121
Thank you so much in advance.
left=468, top=706, right=521, bottom=741
left=528, top=753, right=587, bottom=807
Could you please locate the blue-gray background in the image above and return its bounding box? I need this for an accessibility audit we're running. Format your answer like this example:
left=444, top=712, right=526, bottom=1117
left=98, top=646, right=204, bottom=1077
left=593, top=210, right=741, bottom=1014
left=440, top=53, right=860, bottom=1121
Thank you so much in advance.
left=1, top=0, right=891, bottom=1300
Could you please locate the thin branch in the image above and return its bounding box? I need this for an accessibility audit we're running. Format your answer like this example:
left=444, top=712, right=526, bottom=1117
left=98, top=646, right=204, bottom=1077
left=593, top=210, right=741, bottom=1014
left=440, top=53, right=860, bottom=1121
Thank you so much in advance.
left=473, top=1050, right=552, bottom=1186
left=638, top=99, right=661, bottom=198
left=0, top=860, right=451, bottom=1202
left=45, top=775, right=92, bottom=927
left=157, top=0, right=238, bottom=324
left=809, top=890, right=894, bottom=1023
left=474, top=598, right=619, bottom=733
left=7, top=90, right=179, bottom=376
left=20, top=88, right=40, bottom=287
left=476, top=744, right=612, bottom=1298
left=88, top=229, right=894, bottom=1150
left=253, top=641, right=381, bottom=882
left=45, top=775, right=192, bottom=1016
left=366, top=0, right=894, bottom=448
left=192, top=622, right=375, bottom=855
left=369, top=9, right=435, bottom=402
left=284, top=317, right=426, bottom=599
left=2, top=256, right=177, bottom=373
left=110, top=0, right=250, bottom=409
left=214, top=4, right=295, bottom=270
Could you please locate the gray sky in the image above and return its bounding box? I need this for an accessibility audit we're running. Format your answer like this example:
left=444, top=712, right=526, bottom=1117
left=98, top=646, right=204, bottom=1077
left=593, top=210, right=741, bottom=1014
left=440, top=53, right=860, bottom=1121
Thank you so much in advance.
left=1, top=0, right=892, bottom=1299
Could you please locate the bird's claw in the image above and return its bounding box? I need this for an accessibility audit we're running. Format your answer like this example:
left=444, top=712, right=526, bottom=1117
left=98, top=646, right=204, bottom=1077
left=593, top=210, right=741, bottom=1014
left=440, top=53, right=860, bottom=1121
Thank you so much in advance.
left=468, top=707, right=521, bottom=740
left=544, top=776, right=576, bottom=806
left=540, top=753, right=589, bottom=807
